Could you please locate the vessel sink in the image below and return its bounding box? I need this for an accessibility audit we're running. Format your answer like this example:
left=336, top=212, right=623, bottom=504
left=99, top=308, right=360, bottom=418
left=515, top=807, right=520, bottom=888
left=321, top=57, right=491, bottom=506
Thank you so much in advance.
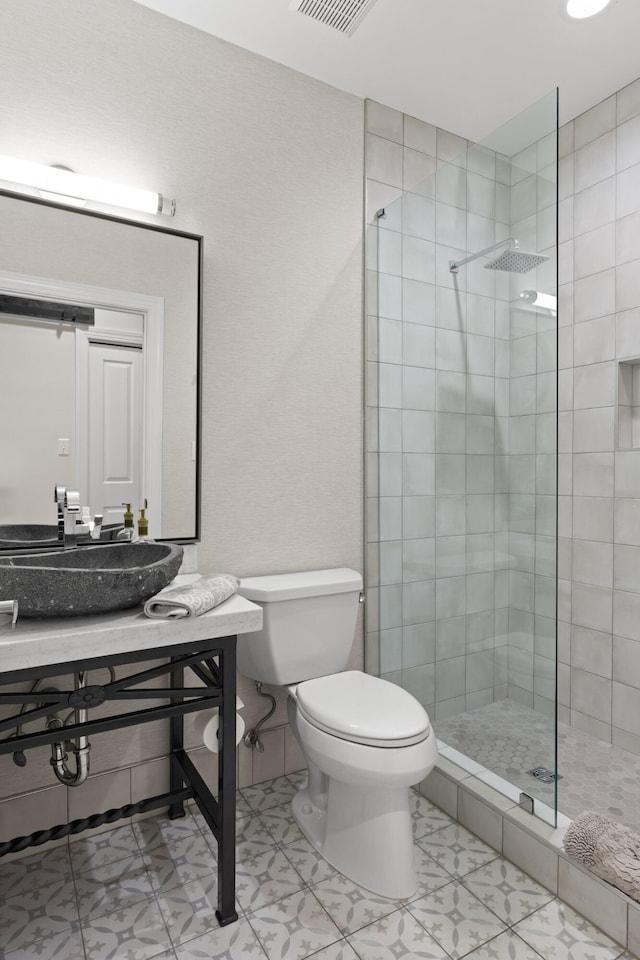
left=0, top=542, right=184, bottom=618
left=0, top=524, right=59, bottom=550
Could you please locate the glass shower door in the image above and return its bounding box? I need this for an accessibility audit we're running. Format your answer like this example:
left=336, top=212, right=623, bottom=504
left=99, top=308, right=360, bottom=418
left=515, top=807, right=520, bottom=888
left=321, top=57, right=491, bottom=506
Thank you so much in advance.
left=367, top=90, right=558, bottom=823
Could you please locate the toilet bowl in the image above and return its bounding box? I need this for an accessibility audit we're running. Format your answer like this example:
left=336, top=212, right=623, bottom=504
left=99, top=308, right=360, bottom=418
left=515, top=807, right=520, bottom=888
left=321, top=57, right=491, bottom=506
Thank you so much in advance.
left=288, top=671, right=438, bottom=898
left=236, top=568, right=439, bottom=899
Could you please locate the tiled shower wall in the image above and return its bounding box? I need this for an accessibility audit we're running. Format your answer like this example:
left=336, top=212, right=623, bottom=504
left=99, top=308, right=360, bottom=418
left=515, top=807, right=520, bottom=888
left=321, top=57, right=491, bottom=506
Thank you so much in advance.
left=364, top=96, right=559, bottom=764
left=364, top=100, right=515, bottom=719
left=558, top=76, right=640, bottom=753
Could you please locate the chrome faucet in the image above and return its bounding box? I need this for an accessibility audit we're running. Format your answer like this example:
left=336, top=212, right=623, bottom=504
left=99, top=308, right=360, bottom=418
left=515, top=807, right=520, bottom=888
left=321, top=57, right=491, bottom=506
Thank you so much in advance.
left=54, top=486, right=103, bottom=549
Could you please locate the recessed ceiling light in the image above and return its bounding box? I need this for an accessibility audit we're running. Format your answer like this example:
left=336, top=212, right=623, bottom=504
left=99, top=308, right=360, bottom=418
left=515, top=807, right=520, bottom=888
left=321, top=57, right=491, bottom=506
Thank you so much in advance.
left=565, top=0, right=611, bottom=18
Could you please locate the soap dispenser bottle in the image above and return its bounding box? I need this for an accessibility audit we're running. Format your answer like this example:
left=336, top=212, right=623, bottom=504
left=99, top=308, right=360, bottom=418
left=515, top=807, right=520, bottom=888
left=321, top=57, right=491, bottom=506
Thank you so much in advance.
left=137, top=505, right=154, bottom=542
left=117, top=503, right=135, bottom=541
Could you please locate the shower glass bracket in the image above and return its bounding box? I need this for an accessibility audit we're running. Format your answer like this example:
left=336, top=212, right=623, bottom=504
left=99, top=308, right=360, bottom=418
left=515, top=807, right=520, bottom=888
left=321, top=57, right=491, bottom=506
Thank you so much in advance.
left=519, top=792, right=534, bottom=814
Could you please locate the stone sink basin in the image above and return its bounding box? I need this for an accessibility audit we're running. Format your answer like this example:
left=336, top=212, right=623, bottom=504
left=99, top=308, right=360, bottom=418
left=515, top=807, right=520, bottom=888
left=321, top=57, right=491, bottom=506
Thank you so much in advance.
left=0, top=524, right=59, bottom=550
left=0, top=542, right=184, bottom=618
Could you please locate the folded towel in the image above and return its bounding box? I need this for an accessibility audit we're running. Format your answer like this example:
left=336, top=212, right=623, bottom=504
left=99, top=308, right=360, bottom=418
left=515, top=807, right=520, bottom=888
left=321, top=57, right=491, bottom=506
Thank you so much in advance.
left=564, top=811, right=640, bottom=902
left=144, top=573, right=239, bottom=619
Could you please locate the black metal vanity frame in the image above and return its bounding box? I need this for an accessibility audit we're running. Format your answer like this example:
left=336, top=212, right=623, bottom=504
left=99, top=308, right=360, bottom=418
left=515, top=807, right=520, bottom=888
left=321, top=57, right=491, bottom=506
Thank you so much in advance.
left=0, top=634, right=239, bottom=927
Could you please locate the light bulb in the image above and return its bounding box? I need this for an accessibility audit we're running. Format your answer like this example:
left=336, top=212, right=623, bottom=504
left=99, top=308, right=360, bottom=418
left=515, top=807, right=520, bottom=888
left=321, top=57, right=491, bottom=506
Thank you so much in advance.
left=566, top=0, right=611, bottom=19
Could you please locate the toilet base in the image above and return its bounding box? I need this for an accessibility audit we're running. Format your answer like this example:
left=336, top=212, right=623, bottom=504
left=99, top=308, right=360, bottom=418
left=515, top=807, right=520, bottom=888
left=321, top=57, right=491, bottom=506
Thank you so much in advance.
left=292, top=776, right=420, bottom=899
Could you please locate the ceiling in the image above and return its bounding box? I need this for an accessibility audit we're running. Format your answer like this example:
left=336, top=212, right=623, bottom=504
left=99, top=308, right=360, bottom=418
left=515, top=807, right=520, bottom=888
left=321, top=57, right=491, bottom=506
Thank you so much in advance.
left=131, top=0, right=640, bottom=143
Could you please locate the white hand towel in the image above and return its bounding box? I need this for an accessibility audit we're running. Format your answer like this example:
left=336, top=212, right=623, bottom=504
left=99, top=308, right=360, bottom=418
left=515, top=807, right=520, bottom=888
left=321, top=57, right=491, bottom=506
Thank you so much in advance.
left=144, top=573, right=239, bottom=619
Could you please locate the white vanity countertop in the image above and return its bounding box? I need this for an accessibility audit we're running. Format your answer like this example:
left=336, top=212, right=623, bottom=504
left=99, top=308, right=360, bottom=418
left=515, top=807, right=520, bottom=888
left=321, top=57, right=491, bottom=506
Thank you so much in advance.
left=0, top=578, right=262, bottom=676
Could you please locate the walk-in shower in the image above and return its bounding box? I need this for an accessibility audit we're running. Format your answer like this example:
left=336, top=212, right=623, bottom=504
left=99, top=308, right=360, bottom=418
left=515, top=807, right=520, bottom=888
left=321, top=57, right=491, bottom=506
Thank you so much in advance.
left=366, top=90, right=560, bottom=825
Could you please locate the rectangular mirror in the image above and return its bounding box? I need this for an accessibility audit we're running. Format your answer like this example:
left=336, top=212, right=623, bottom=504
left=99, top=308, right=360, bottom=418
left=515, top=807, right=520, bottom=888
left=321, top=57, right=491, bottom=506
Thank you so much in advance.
left=0, top=190, right=201, bottom=546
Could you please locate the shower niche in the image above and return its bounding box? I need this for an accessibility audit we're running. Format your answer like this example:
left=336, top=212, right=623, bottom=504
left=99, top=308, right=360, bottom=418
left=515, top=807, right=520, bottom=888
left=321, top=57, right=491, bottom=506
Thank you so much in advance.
left=617, top=358, right=640, bottom=449
left=366, top=90, right=559, bottom=824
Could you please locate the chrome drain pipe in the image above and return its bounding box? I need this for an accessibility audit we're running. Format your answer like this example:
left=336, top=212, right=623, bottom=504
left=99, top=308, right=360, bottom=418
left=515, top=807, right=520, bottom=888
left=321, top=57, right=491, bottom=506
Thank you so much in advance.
left=48, top=671, right=91, bottom=787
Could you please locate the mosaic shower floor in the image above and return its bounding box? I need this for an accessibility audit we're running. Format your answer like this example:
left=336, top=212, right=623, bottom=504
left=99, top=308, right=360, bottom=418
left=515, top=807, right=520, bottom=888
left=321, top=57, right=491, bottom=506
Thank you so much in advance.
left=0, top=773, right=634, bottom=960
left=435, top=699, right=640, bottom=832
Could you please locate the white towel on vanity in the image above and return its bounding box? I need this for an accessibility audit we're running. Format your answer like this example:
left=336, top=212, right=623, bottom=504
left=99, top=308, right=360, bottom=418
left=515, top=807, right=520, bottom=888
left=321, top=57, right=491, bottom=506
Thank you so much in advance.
left=144, top=573, right=239, bottom=619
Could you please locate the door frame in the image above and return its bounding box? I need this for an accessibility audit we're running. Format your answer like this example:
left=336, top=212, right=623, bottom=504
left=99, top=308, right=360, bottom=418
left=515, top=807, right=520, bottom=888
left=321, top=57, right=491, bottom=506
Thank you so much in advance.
left=0, top=271, right=163, bottom=536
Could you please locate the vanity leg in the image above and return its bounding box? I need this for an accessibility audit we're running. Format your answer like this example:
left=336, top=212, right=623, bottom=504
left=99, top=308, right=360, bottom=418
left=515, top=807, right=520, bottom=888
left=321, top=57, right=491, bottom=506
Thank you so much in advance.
left=169, top=660, right=186, bottom=820
left=216, top=639, right=238, bottom=926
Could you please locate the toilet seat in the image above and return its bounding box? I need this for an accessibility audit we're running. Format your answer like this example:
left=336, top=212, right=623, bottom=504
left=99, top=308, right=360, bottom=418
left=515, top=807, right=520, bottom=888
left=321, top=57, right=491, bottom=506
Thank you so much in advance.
left=296, top=670, right=430, bottom=748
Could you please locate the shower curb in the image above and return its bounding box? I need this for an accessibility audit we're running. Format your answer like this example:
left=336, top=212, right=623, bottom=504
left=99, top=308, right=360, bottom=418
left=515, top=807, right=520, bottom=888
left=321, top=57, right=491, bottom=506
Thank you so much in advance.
left=420, top=754, right=640, bottom=957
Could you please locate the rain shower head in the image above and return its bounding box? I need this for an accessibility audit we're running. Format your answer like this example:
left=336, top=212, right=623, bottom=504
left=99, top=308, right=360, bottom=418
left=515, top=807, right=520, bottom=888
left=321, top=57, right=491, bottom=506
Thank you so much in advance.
left=485, top=246, right=549, bottom=273
left=449, top=238, right=549, bottom=274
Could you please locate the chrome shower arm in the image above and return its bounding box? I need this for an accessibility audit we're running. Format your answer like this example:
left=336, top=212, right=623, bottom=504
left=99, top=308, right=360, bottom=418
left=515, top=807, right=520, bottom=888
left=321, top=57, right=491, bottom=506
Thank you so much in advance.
left=449, top=237, right=516, bottom=273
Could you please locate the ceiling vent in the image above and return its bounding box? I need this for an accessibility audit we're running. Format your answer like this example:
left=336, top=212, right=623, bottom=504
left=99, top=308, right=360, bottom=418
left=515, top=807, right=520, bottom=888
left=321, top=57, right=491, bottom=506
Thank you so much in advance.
left=289, top=0, right=380, bottom=36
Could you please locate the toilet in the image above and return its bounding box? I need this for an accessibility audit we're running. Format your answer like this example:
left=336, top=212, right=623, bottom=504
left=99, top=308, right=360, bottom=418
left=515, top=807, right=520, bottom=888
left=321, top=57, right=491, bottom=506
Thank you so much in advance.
left=237, top=568, right=438, bottom=899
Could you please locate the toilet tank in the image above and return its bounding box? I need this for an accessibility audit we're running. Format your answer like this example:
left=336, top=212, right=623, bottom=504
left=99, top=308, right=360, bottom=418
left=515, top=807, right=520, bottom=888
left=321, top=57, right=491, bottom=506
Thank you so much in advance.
left=236, top=568, right=363, bottom=685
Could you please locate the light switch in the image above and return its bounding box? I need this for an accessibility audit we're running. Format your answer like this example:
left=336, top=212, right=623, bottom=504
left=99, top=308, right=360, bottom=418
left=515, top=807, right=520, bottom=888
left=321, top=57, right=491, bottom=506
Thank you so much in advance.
left=58, top=438, right=70, bottom=456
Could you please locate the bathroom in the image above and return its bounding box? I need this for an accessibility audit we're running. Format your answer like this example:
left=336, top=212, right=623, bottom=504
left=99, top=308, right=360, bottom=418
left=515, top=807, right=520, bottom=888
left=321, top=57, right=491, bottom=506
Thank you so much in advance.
left=2, top=0, right=640, bottom=956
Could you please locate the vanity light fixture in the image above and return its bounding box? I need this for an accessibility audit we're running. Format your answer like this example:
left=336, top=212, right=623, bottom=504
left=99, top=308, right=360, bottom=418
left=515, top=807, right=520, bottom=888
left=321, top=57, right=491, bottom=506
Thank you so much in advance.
left=565, top=0, right=611, bottom=18
left=0, top=155, right=176, bottom=217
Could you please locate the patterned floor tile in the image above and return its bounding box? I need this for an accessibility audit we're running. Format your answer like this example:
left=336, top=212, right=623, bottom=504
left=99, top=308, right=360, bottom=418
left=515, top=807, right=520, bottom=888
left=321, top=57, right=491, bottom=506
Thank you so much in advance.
left=303, top=941, right=358, bottom=960
left=286, top=771, right=307, bottom=790
left=240, top=778, right=298, bottom=815
left=410, top=791, right=455, bottom=842
left=247, top=888, right=342, bottom=960
left=69, top=824, right=139, bottom=873
left=0, top=879, right=79, bottom=954
left=311, top=874, right=400, bottom=935
left=0, top=844, right=72, bottom=904
left=407, top=880, right=507, bottom=960
left=143, top=831, right=218, bottom=895
left=463, top=930, right=547, bottom=960
left=134, top=812, right=203, bottom=853
left=2, top=924, right=86, bottom=960
left=462, top=858, right=554, bottom=924
left=172, top=916, right=266, bottom=959
left=235, top=847, right=306, bottom=913
left=421, top=823, right=498, bottom=879
left=257, top=804, right=304, bottom=846
left=156, top=876, right=229, bottom=948
left=236, top=793, right=254, bottom=820
left=3, top=783, right=630, bottom=960
left=74, top=852, right=155, bottom=920
left=281, top=838, right=338, bottom=886
left=513, top=899, right=624, bottom=960
left=404, top=845, right=455, bottom=901
left=346, top=907, right=448, bottom=960
left=236, top=815, right=279, bottom=862
left=81, top=895, right=172, bottom=960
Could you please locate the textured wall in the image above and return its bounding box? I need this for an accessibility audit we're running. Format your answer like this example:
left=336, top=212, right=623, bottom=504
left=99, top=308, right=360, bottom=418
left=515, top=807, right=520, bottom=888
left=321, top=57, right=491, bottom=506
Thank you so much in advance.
left=0, top=0, right=364, bottom=834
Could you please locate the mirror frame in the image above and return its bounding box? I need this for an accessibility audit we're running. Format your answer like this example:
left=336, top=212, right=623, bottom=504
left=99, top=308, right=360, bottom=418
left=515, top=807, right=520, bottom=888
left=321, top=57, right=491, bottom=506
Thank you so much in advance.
left=0, top=187, right=203, bottom=547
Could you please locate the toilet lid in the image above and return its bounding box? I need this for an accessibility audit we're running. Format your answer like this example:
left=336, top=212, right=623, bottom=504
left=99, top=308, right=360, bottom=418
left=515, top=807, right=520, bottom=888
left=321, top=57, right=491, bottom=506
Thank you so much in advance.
left=296, top=671, right=430, bottom=747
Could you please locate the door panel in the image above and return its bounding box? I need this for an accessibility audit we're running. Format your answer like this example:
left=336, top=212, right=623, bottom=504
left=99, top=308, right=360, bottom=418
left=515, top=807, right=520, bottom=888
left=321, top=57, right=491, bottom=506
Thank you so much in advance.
left=88, top=342, right=143, bottom=525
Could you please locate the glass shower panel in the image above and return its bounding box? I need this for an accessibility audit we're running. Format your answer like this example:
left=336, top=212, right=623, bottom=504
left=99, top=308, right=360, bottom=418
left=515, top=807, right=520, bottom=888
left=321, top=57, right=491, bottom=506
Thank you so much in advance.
left=369, top=90, right=558, bottom=823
